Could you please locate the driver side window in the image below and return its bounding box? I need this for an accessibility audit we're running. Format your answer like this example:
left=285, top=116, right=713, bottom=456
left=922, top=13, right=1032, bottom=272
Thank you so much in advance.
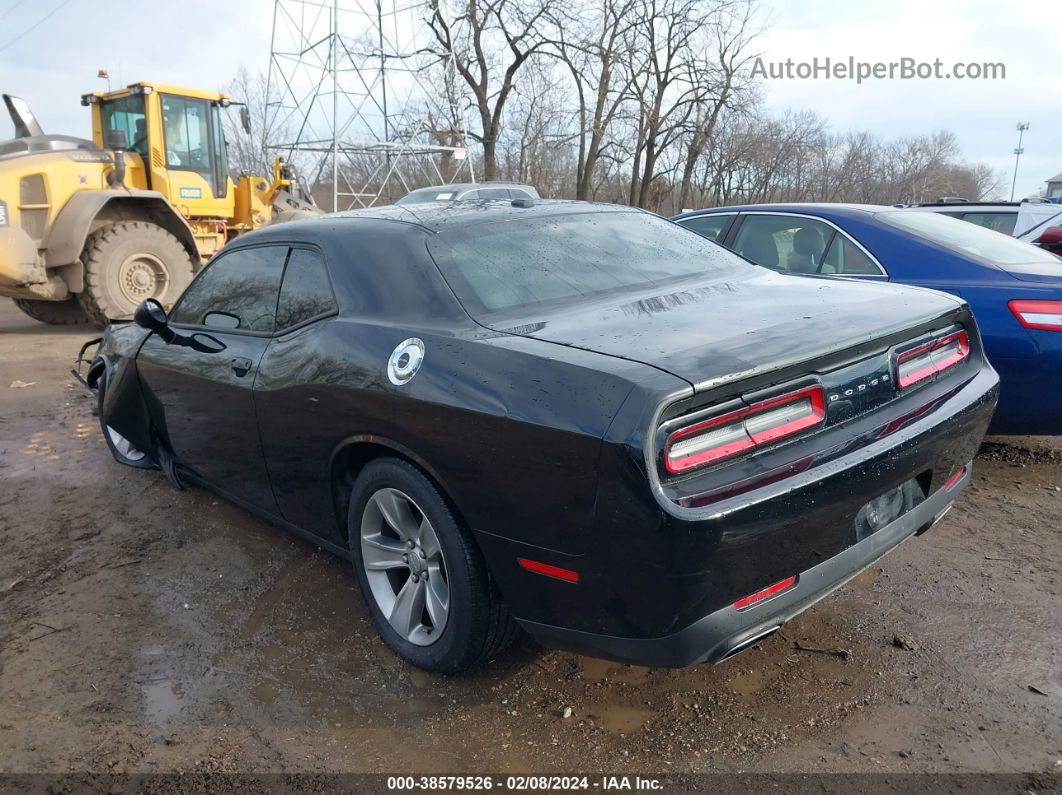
left=171, top=246, right=288, bottom=333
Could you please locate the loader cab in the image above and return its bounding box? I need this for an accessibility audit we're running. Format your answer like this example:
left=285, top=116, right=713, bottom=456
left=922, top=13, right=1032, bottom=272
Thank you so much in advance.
left=84, top=82, right=235, bottom=219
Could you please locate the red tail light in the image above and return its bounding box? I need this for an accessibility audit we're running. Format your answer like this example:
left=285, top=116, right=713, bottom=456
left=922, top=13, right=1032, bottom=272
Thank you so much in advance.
left=664, top=386, right=826, bottom=474
left=733, top=575, right=797, bottom=610
left=895, top=330, right=969, bottom=390
left=1009, top=300, right=1062, bottom=332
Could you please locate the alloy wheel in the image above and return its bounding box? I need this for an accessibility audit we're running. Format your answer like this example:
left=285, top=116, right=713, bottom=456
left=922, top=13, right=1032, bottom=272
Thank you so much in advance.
left=360, top=487, right=450, bottom=646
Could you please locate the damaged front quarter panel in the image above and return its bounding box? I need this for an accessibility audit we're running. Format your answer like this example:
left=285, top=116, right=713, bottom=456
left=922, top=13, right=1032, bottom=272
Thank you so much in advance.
left=80, top=323, right=155, bottom=455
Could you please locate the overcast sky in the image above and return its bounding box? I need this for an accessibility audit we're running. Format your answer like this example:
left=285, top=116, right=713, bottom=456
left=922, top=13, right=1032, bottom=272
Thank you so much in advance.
left=1, top=0, right=1057, bottom=199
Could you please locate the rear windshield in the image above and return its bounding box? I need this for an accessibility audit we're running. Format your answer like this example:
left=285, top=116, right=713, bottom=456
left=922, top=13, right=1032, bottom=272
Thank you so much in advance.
left=880, top=210, right=1062, bottom=276
left=396, top=188, right=461, bottom=205
left=426, top=211, right=751, bottom=315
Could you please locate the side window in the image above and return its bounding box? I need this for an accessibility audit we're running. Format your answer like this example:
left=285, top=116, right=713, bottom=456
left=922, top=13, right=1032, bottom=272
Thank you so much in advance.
left=510, top=189, right=532, bottom=200
left=677, top=214, right=732, bottom=242
left=276, top=248, right=338, bottom=330
left=171, top=246, right=288, bottom=332
left=732, top=215, right=834, bottom=273
left=475, top=188, right=512, bottom=200
left=161, top=95, right=211, bottom=172
left=961, top=212, right=1017, bottom=235
left=822, top=234, right=882, bottom=275
left=100, top=95, right=148, bottom=161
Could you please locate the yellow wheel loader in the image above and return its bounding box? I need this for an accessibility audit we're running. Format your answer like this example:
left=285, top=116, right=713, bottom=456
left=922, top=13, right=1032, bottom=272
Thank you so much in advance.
left=0, top=82, right=319, bottom=326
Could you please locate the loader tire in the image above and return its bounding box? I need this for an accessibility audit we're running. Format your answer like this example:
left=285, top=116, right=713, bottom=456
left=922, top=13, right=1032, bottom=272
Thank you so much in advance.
left=12, top=297, right=89, bottom=325
left=77, top=221, right=196, bottom=326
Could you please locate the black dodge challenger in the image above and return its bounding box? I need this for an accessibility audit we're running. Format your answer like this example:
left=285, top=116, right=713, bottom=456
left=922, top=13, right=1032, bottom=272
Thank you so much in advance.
left=82, top=200, right=999, bottom=673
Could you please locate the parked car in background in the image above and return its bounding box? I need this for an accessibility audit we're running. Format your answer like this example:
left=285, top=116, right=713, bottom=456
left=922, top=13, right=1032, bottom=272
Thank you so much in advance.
left=395, top=182, right=539, bottom=205
left=83, top=200, right=997, bottom=672
left=911, top=198, right=1062, bottom=246
left=673, top=203, right=1062, bottom=434
left=1037, top=226, right=1062, bottom=257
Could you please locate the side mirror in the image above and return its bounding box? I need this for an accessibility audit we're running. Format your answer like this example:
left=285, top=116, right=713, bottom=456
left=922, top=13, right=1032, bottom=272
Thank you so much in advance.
left=240, top=106, right=251, bottom=135
left=134, top=298, right=175, bottom=342
left=106, top=128, right=128, bottom=150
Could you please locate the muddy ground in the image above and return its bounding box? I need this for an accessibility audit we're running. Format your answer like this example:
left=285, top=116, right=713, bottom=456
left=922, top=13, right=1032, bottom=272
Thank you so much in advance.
left=0, top=298, right=1059, bottom=778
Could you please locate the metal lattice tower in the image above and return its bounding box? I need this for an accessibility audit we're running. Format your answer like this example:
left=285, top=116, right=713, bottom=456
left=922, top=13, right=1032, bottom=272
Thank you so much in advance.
left=266, top=0, right=475, bottom=210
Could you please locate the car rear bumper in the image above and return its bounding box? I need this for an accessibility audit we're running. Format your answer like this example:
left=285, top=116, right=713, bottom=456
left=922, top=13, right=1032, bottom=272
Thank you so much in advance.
left=988, top=350, right=1062, bottom=434
left=517, top=465, right=969, bottom=667
left=481, top=364, right=997, bottom=665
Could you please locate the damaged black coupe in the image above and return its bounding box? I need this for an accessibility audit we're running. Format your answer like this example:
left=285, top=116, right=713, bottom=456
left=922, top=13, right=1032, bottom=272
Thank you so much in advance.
left=82, top=200, right=999, bottom=672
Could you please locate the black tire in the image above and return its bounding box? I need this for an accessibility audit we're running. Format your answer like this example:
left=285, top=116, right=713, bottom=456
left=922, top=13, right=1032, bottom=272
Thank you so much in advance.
left=347, top=457, right=516, bottom=673
left=12, top=297, right=89, bottom=325
left=77, top=221, right=196, bottom=326
left=97, top=371, right=156, bottom=470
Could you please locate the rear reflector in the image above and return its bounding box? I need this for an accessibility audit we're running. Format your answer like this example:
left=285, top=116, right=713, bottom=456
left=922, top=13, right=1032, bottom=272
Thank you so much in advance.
left=942, top=466, right=966, bottom=490
left=1009, top=300, right=1062, bottom=332
left=895, top=330, right=969, bottom=390
left=517, top=558, right=580, bottom=583
left=733, top=575, right=798, bottom=611
left=664, top=386, right=826, bottom=474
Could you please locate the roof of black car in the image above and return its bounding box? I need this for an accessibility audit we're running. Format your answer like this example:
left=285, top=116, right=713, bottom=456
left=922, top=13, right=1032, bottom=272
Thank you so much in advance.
left=225, top=200, right=646, bottom=248
left=327, top=198, right=635, bottom=232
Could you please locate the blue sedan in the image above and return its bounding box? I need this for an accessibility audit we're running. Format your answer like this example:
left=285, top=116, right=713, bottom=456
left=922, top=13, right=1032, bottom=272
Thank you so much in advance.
left=671, top=204, right=1062, bottom=434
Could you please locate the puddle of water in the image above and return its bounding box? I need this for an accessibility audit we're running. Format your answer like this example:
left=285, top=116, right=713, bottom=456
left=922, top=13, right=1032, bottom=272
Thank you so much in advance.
left=728, top=667, right=770, bottom=696
left=594, top=704, right=656, bottom=733
left=141, top=678, right=184, bottom=725
left=251, top=680, right=281, bottom=705
left=577, top=656, right=651, bottom=684
left=578, top=656, right=616, bottom=681
left=239, top=556, right=307, bottom=640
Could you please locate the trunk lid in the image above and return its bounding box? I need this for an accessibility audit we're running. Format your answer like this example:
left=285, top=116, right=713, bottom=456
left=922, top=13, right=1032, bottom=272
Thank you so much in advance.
left=491, top=271, right=964, bottom=390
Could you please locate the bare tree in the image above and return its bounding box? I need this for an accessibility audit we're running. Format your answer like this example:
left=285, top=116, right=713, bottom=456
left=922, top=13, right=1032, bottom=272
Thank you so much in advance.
left=224, top=0, right=1000, bottom=209
left=625, top=0, right=734, bottom=209
left=547, top=0, right=638, bottom=200
left=675, top=0, right=759, bottom=211
left=221, top=67, right=289, bottom=178
left=426, top=0, right=555, bottom=180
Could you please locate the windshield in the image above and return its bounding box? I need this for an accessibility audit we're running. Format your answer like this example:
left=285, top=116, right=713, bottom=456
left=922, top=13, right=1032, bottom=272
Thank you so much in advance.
left=396, top=188, right=462, bottom=205
left=881, top=210, right=1062, bottom=275
left=427, top=211, right=752, bottom=316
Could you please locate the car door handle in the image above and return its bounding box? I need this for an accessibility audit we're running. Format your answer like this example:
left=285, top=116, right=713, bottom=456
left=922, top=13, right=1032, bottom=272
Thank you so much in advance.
left=230, top=356, right=253, bottom=377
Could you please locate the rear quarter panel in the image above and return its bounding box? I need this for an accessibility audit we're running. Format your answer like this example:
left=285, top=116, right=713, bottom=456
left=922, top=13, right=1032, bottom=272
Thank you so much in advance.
left=389, top=331, right=668, bottom=556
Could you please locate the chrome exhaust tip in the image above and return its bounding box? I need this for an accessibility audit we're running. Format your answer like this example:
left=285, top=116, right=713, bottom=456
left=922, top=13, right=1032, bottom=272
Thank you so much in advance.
left=714, top=625, right=781, bottom=663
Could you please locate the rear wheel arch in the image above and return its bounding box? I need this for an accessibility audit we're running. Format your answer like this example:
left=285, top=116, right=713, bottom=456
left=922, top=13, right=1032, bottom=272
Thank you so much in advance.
left=329, top=437, right=466, bottom=544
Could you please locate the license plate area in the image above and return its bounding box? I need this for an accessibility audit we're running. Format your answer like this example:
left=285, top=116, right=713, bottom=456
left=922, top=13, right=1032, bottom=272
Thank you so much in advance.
left=853, top=475, right=928, bottom=542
